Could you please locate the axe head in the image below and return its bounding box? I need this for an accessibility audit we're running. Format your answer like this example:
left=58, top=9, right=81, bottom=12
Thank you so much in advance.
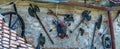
left=28, top=4, right=40, bottom=17
left=82, top=10, right=91, bottom=21
left=86, top=15, right=91, bottom=21
left=64, top=14, right=74, bottom=22
left=9, top=2, right=14, bottom=5
left=82, top=10, right=89, bottom=17
left=34, top=5, right=40, bottom=12
left=28, top=6, right=35, bottom=17
left=47, top=9, right=54, bottom=15
left=96, top=15, right=102, bottom=29
left=79, top=28, right=84, bottom=36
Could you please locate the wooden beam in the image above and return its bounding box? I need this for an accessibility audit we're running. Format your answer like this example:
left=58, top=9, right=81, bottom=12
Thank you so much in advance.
left=60, top=2, right=120, bottom=11
left=2, top=0, right=120, bottom=11
left=107, top=11, right=116, bottom=49
left=60, top=2, right=108, bottom=11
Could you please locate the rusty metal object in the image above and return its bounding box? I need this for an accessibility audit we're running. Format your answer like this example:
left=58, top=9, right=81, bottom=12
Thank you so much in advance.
left=96, top=10, right=119, bottom=49
left=47, top=9, right=59, bottom=20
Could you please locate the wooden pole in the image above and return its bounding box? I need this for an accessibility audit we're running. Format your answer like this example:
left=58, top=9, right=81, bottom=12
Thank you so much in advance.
left=91, top=23, right=97, bottom=49
left=35, top=13, right=54, bottom=44
left=60, top=2, right=108, bottom=10
left=107, top=10, right=116, bottom=49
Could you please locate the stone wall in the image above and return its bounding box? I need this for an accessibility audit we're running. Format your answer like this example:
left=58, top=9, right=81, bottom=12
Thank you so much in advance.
left=0, top=1, right=120, bottom=49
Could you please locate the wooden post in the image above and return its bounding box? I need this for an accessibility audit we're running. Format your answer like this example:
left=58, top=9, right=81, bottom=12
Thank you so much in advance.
left=107, top=10, right=116, bottom=49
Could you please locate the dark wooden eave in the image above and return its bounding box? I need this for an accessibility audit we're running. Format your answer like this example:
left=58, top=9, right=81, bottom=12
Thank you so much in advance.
left=60, top=2, right=120, bottom=11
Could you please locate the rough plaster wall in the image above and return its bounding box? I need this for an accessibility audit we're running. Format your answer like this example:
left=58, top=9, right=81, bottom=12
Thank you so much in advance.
left=17, top=7, right=120, bottom=49
left=113, top=14, right=120, bottom=49
left=0, top=4, right=120, bottom=49
left=16, top=6, right=109, bottom=48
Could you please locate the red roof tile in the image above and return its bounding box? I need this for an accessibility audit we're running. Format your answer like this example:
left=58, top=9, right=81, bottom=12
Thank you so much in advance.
left=0, top=17, right=35, bottom=49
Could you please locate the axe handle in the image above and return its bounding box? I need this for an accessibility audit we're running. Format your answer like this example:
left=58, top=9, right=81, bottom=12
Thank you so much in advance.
left=72, top=17, right=85, bottom=33
left=101, top=34, right=105, bottom=49
left=35, top=13, right=54, bottom=44
left=76, top=32, right=80, bottom=41
left=91, top=23, right=97, bottom=49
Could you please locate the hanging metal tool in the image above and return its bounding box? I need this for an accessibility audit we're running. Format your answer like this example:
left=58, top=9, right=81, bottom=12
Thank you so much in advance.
left=70, top=10, right=91, bottom=33
left=47, top=9, right=70, bottom=39
left=76, top=28, right=84, bottom=41
left=28, top=4, right=54, bottom=44
left=64, top=14, right=74, bottom=22
left=93, top=10, right=120, bottom=49
left=91, top=15, right=102, bottom=49
left=36, top=33, right=45, bottom=49
left=47, top=9, right=59, bottom=20
left=48, top=9, right=69, bottom=39
left=64, top=14, right=74, bottom=26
